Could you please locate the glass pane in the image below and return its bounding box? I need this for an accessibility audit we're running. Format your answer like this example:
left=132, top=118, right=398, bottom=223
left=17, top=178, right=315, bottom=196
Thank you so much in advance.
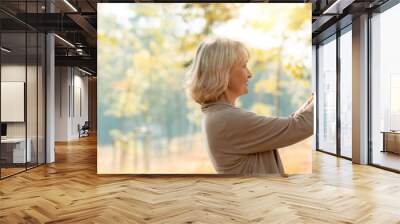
left=38, top=32, right=45, bottom=165
left=340, top=29, right=352, bottom=158
left=1, top=30, right=27, bottom=177
left=27, top=31, right=38, bottom=169
left=371, top=4, right=400, bottom=171
left=318, top=37, right=337, bottom=154
left=26, top=0, right=38, bottom=169
left=0, top=1, right=46, bottom=178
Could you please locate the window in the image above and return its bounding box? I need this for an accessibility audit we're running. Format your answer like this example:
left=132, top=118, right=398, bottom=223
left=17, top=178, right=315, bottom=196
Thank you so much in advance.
left=317, top=36, right=337, bottom=154
left=339, top=28, right=352, bottom=158
left=0, top=1, right=46, bottom=179
left=371, top=3, right=400, bottom=171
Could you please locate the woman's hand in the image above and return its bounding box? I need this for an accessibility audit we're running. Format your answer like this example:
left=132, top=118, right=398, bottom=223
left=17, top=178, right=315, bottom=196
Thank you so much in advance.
left=305, top=94, right=314, bottom=107
left=292, top=94, right=314, bottom=117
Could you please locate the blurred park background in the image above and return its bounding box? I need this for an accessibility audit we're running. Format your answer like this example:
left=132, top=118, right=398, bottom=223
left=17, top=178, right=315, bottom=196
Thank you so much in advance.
left=97, top=3, right=312, bottom=174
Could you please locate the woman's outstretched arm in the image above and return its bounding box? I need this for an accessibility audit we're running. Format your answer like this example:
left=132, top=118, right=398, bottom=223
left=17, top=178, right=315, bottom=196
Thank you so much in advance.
left=217, top=99, right=314, bottom=155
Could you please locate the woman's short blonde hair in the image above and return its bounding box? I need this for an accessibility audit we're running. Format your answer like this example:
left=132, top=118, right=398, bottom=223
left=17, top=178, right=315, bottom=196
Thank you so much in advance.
left=186, top=37, right=249, bottom=104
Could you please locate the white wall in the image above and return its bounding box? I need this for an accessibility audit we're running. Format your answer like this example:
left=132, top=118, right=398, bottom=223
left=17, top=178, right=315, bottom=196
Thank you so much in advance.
left=72, top=72, right=89, bottom=138
left=55, top=66, right=69, bottom=141
left=55, top=67, right=89, bottom=141
left=1, top=65, right=37, bottom=138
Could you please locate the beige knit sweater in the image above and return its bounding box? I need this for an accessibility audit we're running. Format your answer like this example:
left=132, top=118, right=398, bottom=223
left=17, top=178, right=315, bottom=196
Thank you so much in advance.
left=201, top=98, right=314, bottom=175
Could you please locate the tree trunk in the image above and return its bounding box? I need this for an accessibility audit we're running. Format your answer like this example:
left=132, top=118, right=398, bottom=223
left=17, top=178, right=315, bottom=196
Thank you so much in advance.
left=275, top=46, right=283, bottom=116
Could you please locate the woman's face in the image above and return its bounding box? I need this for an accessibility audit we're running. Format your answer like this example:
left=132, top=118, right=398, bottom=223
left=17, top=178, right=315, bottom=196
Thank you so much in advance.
left=228, top=59, right=252, bottom=97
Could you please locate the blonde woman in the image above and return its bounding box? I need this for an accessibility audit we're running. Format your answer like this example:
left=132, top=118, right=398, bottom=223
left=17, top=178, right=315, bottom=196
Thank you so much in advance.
left=186, top=37, right=314, bottom=175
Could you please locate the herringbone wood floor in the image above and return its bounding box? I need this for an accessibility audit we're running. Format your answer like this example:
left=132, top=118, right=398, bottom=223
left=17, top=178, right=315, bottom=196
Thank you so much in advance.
left=1, top=135, right=400, bottom=223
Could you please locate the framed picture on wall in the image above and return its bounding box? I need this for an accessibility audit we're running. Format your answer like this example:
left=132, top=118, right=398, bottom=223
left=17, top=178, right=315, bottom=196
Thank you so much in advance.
left=1, top=81, right=25, bottom=122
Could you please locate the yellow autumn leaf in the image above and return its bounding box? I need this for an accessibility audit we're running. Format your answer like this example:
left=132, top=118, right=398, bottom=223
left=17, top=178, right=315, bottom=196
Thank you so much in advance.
left=251, top=103, right=272, bottom=116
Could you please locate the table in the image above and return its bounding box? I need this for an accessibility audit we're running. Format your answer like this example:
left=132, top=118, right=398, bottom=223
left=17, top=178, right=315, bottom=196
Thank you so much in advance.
left=381, top=131, right=400, bottom=154
left=1, top=138, right=31, bottom=163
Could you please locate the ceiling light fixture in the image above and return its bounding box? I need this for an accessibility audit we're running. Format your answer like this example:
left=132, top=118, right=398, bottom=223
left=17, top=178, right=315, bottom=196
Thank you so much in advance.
left=63, top=0, right=78, bottom=12
left=76, top=48, right=85, bottom=55
left=54, top=34, right=75, bottom=48
left=1, top=47, right=11, bottom=53
left=322, top=0, right=354, bottom=15
left=78, top=67, right=92, bottom=76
